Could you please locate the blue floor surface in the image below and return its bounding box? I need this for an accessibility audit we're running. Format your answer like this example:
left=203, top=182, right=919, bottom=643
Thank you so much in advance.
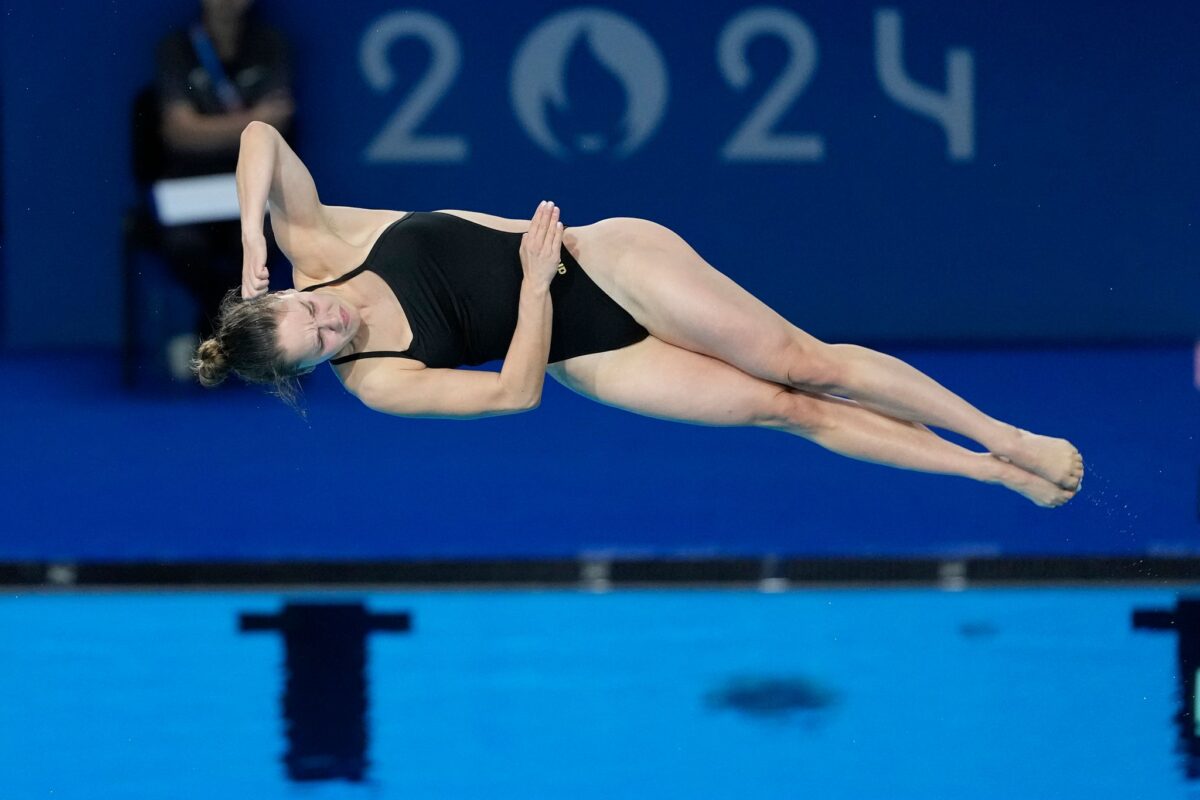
left=0, top=346, right=1195, bottom=560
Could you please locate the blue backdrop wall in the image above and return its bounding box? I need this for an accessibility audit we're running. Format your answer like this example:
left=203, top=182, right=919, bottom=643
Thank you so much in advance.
left=0, top=2, right=1196, bottom=564
left=3, top=0, right=1198, bottom=349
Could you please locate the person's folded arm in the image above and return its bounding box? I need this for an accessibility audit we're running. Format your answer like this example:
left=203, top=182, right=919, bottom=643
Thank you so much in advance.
left=161, top=101, right=255, bottom=153
left=161, top=93, right=294, bottom=155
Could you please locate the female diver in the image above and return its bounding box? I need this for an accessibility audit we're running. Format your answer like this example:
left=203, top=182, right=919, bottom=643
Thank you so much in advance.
left=195, top=122, right=1083, bottom=507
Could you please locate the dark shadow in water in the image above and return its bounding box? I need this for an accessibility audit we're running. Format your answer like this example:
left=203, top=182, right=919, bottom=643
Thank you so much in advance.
left=705, top=674, right=839, bottom=724
left=959, top=621, right=999, bottom=638
left=240, top=602, right=411, bottom=783
left=1133, top=595, right=1200, bottom=780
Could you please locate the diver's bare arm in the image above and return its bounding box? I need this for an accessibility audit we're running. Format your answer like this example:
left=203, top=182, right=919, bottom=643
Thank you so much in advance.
left=354, top=364, right=539, bottom=419
left=236, top=121, right=325, bottom=296
left=496, top=281, right=553, bottom=410
left=496, top=201, right=563, bottom=409
left=358, top=285, right=552, bottom=418
left=354, top=208, right=557, bottom=417
left=236, top=121, right=322, bottom=237
left=353, top=274, right=551, bottom=418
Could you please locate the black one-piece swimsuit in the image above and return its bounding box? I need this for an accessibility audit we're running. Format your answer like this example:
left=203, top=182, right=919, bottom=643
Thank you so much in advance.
left=300, top=212, right=649, bottom=368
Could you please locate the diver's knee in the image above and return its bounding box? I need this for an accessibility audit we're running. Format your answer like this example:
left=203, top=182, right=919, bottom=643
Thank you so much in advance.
left=758, top=387, right=829, bottom=435
left=783, top=340, right=847, bottom=394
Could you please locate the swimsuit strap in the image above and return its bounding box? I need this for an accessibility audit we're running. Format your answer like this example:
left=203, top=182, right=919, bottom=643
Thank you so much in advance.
left=330, top=351, right=417, bottom=365
left=310, top=269, right=422, bottom=364
left=298, top=263, right=369, bottom=293
left=299, top=213, right=424, bottom=365
left=298, top=212, right=415, bottom=293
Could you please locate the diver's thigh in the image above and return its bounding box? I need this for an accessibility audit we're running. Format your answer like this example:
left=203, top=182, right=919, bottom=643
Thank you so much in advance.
left=584, top=219, right=823, bottom=383
left=549, top=335, right=787, bottom=427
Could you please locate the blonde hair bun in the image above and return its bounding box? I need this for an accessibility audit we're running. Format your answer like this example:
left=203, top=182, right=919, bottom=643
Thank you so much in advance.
left=193, top=337, right=231, bottom=387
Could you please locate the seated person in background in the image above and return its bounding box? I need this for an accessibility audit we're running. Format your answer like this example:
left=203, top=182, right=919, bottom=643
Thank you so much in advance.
left=155, top=0, right=294, bottom=378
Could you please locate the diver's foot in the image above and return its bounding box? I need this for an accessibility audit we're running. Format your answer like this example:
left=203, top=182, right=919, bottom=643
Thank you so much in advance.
left=991, top=454, right=1078, bottom=508
left=995, top=427, right=1084, bottom=491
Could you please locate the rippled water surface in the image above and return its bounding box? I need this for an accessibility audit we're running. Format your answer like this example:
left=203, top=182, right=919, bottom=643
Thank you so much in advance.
left=0, top=588, right=1187, bottom=799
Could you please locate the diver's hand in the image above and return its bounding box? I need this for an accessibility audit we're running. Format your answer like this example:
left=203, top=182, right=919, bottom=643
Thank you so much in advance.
left=519, top=201, right=563, bottom=291
left=241, top=232, right=270, bottom=299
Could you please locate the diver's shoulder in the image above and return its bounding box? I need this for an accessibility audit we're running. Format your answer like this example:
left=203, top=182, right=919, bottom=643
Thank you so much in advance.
left=430, top=210, right=531, bottom=233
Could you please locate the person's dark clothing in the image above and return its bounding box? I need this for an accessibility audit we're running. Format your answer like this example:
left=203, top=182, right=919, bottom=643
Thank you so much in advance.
left=155, top=20, right=291, bottom=177
left=158, top=221, right=241, bottom=339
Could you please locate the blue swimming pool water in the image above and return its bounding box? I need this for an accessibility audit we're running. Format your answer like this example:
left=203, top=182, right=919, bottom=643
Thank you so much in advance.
left=0, top=588, right=1189, bottom=799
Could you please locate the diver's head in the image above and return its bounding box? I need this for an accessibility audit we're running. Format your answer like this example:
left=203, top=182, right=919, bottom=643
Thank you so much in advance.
left=193, top=289, right=360, bottom=402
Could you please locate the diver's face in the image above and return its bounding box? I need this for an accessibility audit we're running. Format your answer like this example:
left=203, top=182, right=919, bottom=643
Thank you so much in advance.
left=274, top=290, right=361, bottom=370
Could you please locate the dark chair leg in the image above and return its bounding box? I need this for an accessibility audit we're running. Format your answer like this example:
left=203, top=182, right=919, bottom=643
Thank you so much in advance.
left=122, top=216, right=137, bottom=388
